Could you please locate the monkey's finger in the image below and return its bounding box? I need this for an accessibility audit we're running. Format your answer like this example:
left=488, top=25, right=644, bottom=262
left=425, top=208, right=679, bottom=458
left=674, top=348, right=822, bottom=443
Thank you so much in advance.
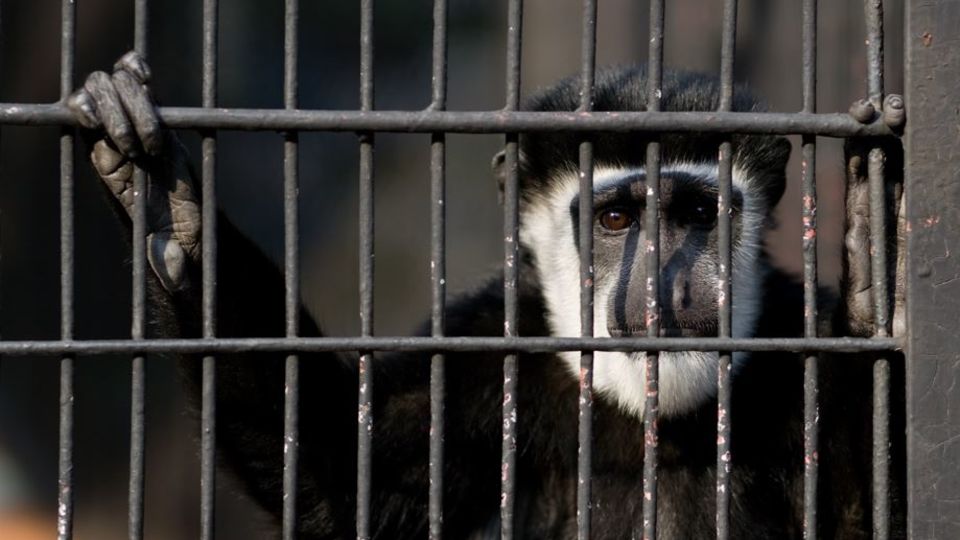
left=91, top=139, right=135, bottom=211
left=112, top=69, right=162, bottom=156
left=84, top=71, right=139, bottom=158
left=844, top=165, right=875, bottom=335
left=113, top=51, right=152, bottom=84
left=66, top=89, right=103, bottom=129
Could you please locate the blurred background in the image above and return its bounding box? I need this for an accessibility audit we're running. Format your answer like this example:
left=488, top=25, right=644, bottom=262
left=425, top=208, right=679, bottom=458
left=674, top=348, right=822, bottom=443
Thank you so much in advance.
left=0, top=1, right=903, bottom=538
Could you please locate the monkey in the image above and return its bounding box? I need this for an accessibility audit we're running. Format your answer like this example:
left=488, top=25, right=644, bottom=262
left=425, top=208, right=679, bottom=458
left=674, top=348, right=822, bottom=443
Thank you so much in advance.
left=68, top=52, right=904, bottom=538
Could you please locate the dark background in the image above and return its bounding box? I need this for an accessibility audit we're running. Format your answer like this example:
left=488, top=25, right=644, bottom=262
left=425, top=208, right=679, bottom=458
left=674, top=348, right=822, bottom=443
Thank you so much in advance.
left=0, top=1, right=903, bottom=538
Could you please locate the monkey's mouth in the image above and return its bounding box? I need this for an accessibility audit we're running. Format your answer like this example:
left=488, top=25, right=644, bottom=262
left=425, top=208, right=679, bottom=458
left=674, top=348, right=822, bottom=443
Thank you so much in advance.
left=657, top=327, right=712, bottom=338
left=608, top=323, right=718, bottom=338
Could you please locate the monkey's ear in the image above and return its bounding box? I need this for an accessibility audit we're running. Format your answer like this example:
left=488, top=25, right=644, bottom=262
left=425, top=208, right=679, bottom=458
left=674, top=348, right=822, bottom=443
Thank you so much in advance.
left=747, top=136, right=792, bottom=208
left=492, top=149, right=528, bottom=204
left=492, top=150, right=507, bottom=202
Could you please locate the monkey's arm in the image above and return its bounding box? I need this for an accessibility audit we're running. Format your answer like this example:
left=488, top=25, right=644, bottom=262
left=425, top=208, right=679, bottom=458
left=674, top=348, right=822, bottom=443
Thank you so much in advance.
left=68, top=52, right=369, bottom=533
left=68, top=53, right=506, bottom=538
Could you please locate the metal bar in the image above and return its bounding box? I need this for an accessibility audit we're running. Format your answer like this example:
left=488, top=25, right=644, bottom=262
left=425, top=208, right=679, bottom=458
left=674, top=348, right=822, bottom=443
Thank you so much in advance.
left=0, top=337, right=900, bottom=355
left=0, top=104, right=899, bottom=137
left=864, top=1, right=890, bottom=538
left=864, top=0, right=884, bottom=109
left=500, top=2, right=522, bottom=538
left=715, top=140, right=734, bottom=540
left=428, top=1, right=447, bottom=538
left=282, top=1, right=301, bottom=538
left=575, top=1, right=597, bottom=538
left=200, top=1, right=219, bottom=538
left=904, top=1, right=960, bottom=535
left=642, top=2, right=664, bottom=539
left=129, top=1, right=149, bottom=538
left=57, top=0, right=76, bottom=537
left=357, top=1, right=375, bottom=538
left=868, top=147, right=890, bottom=540
left=801, top=1, right=819, bottom=538
left=715, top=2, right=737, bottom=537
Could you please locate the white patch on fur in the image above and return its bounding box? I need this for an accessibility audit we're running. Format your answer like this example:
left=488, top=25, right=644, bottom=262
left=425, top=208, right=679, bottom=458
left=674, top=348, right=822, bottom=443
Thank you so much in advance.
left=520, top=164, right=766, bottom=418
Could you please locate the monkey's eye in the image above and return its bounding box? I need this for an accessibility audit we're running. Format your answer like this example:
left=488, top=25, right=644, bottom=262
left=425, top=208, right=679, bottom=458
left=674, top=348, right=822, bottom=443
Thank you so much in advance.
left=598, top=208, right=635, bottom=232
left=689, top=203, right=718, bottom=227
left=675, top=196, right=720, bottom=229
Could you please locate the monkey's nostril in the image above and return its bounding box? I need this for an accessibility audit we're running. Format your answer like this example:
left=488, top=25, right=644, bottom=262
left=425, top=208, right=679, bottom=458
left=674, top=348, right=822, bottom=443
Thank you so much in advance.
left=681, top=281, right=692, bottom=309
left=672, top=279, right=693, bottom=310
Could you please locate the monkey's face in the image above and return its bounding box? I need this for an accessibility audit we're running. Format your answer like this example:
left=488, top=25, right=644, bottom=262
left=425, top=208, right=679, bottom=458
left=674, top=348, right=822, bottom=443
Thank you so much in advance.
left=520, top=162, right=771, bottom=418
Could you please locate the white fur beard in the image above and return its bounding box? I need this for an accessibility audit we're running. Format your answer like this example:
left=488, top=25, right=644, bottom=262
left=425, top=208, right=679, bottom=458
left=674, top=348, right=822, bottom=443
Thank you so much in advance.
left=522, top=164, right=764, bottom=419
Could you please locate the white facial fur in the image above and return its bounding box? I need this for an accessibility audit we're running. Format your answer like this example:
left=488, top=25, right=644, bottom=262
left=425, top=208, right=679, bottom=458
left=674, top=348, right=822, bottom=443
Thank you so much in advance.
left=520, top=163, right=766, bottom=418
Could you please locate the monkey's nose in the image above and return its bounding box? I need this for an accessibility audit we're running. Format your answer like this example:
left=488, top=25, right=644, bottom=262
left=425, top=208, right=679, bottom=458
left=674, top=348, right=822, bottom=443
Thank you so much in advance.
left=671, top=278, right=692, bottom=310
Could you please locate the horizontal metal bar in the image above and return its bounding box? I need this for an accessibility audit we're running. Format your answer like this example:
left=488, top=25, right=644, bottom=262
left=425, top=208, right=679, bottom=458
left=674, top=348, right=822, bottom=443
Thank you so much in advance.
left=0, top=337, right=901, bottom=355
left=1, top=103, right=897, bottom=137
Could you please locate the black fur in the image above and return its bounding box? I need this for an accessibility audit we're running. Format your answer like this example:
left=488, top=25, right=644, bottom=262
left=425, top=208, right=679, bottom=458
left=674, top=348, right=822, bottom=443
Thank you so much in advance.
left=140, top=67, right=892, bottom=538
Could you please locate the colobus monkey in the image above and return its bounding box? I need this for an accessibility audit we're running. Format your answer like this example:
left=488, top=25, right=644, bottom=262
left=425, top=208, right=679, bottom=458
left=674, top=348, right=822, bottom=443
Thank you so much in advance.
left=69, top=52, right=899, bottom=538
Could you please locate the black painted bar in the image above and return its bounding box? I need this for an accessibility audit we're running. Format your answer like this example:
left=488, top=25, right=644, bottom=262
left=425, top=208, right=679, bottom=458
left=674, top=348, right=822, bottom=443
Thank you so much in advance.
left=129, top=1, right=149, bottom=538
left=57, top=0, right=75, bottom=537
left=869, top=146, right=891, bottom=540
left=282, top=1, right=301, bottom=538
left=356, top=1, right=376, bottom=538
left=428, top=0, right=448, bottom=538
left=200, top=1, right=219, bottom=538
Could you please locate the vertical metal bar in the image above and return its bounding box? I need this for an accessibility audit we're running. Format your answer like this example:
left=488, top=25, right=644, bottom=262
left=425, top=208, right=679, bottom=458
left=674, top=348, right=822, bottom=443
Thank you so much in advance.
left=864, top=0, right=884, bottom=110
left=200, top=1, right=219, bottom=538
left=642, top=2, right=664, bottom=539
left=575, top=2, right=597, bottom=539
left=801, top=1, right=819, bottom=538
left=715, top=2, right=737, bottom=538
left=129, top=1, right=149, bottom=538
left=868, top=148, right=890, bottom=540
left=904, top=2, right=960, bottom=535
left=428, top=1, right=448, bottom=538
left=57, top=0, right=76, bottom=537
left=864, top=2, right=889, bottom=539
left=501, top=2, right=522, bottom=539
left=356, top=1, right=375, bottom=538
left=282, top=1, right=300, bottom=538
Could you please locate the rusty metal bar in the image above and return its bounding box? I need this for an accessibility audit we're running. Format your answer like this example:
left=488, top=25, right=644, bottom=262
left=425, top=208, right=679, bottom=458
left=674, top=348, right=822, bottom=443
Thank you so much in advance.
left=575, top=0, right=598, bottom=534
left=0, top=104, right=898, bottom=137
left=715, top=1, right=737, bottom=537
left=500, top=1, right=523, bottom=537
left=642, top=1, right=665, bottom=539
left=904, top=1, right=960, bottom=536
left=0, top=336, right=899, bottom=356
left=575, top=1, right=597, bottom=537
left=801, top=1, right=819, bottom=538
left=864, top=1, right=890, bottom=538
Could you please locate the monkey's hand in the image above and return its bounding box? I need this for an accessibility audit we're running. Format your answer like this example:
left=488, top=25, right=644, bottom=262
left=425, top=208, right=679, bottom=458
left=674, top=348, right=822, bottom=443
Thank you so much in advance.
left=842, top=137, right=905, bottom=338
left=67, top=51, right=200, bottom=293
